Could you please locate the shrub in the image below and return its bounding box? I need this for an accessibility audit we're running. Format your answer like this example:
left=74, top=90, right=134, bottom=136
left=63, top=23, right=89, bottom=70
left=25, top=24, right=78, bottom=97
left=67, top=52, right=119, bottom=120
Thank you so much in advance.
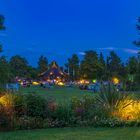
left=54, top=104, right=72, bottom=120
left=25, top=94, right=47, bottom=117
left=71, top=95, right=95, bottom=117
left=46, top=100, right=73, bottom=127
left=0, top=93, right=15, bottom=120
left=47, top=118, right=68, bottom=128
left=1, top=89, right=140, bottom=130
left=13, top=94, right=26, bottom=117
left=0, top=103, right=11, bottom=130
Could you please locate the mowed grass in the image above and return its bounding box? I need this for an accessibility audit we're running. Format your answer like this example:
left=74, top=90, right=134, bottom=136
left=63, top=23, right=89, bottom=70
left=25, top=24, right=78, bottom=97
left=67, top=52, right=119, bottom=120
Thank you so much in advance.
left=0, top=127, right=140, bottom=140
left=19, top=86, right=95, bottom=102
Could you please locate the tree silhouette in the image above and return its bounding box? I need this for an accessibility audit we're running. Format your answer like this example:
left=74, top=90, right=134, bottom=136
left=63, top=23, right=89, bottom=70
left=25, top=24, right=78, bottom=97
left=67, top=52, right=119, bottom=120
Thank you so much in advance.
left=133, top=17, right=140, bottom=46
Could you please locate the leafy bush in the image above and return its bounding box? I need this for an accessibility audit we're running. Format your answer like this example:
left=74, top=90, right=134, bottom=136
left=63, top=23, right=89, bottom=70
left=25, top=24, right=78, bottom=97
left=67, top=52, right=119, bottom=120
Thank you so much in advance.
left=13, top=94, right=26, bottom=117
left=71, top=95, right=95, bottom=117
left=25, top=94, right=47, bottom=117
left=0, top=94, right=15, bottom=121
left=0, top=103, right=11, bottom=130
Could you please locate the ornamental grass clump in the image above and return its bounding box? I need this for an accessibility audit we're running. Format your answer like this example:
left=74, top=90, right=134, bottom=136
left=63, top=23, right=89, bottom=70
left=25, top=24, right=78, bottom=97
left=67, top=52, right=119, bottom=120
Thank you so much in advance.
left=95, top=83, right=134, bottom=119
left=114, top=100, right=140, bottom=121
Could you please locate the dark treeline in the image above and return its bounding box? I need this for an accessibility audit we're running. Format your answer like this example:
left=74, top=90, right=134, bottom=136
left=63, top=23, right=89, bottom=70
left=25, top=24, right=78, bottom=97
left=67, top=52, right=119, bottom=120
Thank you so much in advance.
left=0, top=51, right=140, bottom=83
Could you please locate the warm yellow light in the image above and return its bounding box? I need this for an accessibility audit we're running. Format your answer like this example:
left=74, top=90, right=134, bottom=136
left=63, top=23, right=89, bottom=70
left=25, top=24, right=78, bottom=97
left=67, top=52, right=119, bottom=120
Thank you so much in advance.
left=0, top=94, right=13, bottom=107
left=79, top=80, right=89, bottom=84
left=57, top=82, right=65, bottom=86
left=32, top=81, right=40, bottom=85
left=112, top=100, right=140, bottom=121
left=112, top=77, right=119, bottom=84
left=18, top=79, right=21, bottom=82
left=20, top=82, right=23, bottom=85
left=80, top=80, right=84, bottom=84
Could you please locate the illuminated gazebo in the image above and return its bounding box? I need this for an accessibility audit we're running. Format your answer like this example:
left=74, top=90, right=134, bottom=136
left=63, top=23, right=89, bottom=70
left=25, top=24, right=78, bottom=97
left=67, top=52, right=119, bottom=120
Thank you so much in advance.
left=39, top=61, right=68, bottom=82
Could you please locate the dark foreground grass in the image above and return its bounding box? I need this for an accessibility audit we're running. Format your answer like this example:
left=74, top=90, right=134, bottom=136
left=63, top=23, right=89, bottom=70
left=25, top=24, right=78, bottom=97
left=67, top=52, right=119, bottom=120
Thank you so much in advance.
left=0, top=127, right=140, bottom=140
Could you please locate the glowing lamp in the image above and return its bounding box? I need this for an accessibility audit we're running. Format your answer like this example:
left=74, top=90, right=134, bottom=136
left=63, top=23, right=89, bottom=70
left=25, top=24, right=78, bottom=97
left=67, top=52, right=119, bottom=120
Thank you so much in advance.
left=20, top=82, right=23, bottom=85
left=32, top=81, right=39, bottom=85
left=112, top=77, right=119, bottom=84
left=80, top=80, right=84, bottom=84
left=92, top=79, right=97, bottom=83
left=85, top=80, right=90, bottom=84
left=57, top=82, right=65, bottom=86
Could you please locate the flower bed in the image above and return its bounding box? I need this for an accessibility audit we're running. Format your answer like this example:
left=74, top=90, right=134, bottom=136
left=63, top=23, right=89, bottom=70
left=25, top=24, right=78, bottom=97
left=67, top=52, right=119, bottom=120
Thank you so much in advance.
left=0, top=89, right=140, bottom=131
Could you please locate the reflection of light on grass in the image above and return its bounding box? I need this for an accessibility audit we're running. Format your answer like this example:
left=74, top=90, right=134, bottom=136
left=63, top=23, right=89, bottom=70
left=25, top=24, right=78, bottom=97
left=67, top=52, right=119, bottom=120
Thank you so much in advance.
left=113, top=100, right=140, bottom=120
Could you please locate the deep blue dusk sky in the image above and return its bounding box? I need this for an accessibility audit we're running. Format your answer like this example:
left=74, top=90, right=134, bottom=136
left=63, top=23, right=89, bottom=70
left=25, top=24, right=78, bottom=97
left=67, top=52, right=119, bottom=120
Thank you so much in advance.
left=0, top=0, right=140, bottom=66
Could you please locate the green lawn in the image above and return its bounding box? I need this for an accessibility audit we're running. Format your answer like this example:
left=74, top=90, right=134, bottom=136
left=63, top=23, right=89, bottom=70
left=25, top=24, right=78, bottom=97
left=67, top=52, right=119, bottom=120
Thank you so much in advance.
left=19, top=86, right=140, bottom=102
left=20, top=86, right=95, bottom=102
left=0, top=127, right=140, bottom=140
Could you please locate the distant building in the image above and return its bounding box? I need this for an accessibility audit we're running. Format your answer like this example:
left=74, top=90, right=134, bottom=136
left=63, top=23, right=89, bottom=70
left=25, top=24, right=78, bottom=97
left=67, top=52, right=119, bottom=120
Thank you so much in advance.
left=39, top=61, right=68, bottom=82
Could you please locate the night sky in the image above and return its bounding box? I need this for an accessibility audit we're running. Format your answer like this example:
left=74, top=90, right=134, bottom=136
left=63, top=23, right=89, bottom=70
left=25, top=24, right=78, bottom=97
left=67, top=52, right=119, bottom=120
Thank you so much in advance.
left=0, top=0, right=140, bottom=67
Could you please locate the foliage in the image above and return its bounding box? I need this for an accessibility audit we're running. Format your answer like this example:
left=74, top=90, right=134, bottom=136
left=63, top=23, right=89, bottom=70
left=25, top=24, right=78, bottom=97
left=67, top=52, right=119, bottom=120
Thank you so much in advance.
left=9, top=55, right=29, bottom=78
left=71, top=95, right=95, bottom=111
left=96, top=84, right=133, bottom=117
left=106, top=51, right=123, bottom=79
left=113, top=100, right=140, bottom=121
left=25, top=94, right=47, bottom=117
left=127, top=56, right=138, bottom=76
left=80, top=50, right=101, bottom=79
left=0, top=56, right=13, bottom=86
left=16, top=117, right=45, bottom=130
left=97, top=52, right=106, bottom=80
left=0, top=103, right=10, bottom=130
left=133, top=17, right=140, bottom=46
left=126, top=56, right=140, bottom=90
left=66, top=54, right=80, bottom=80
left=38, top=55, right=48, bottom=73
left=0, top=15, right=5, bottom=30
left=0, top=15, right=13, bottom=88
left=0, top=44, right=3, bottom=53
left=13, top=94, right=26, bottom=117
left=1, top=91, right=140, bottom=130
